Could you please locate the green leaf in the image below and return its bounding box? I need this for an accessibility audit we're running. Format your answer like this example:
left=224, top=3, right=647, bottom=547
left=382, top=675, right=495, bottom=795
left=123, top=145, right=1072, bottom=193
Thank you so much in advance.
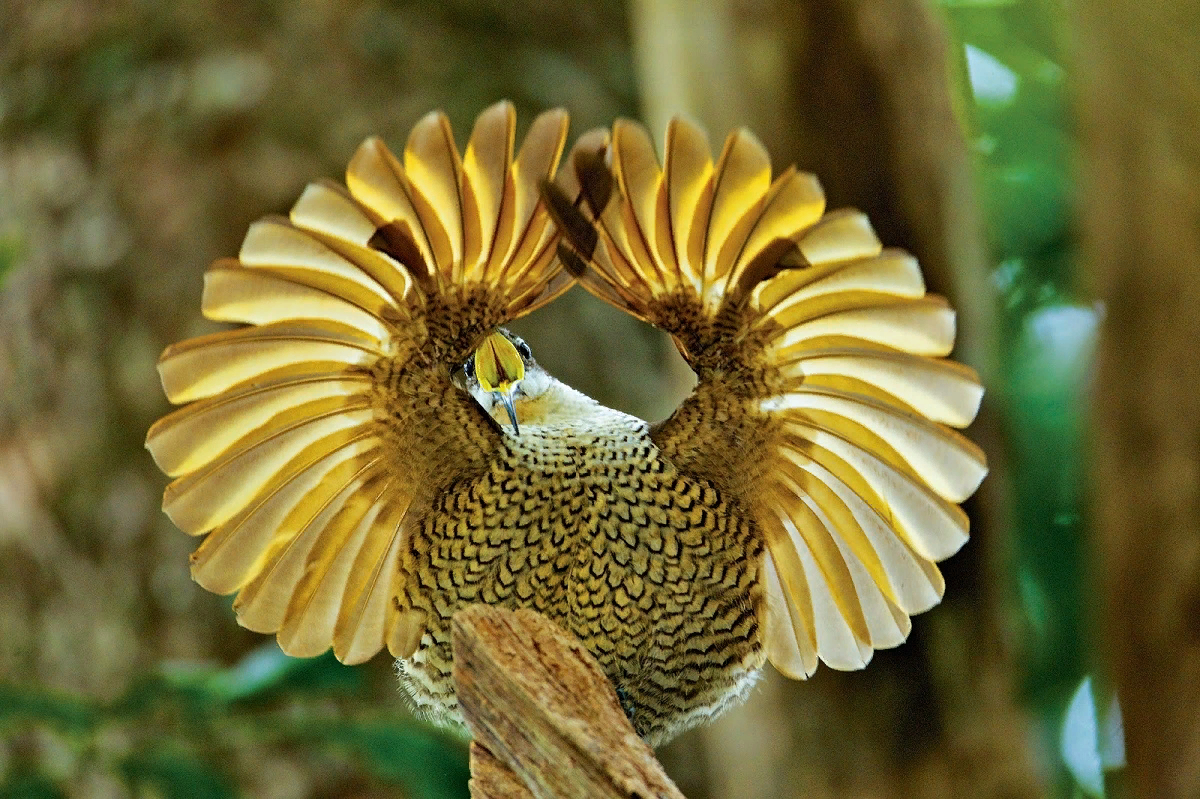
left=0, top=683, right=98, bottom=731
left=291, top=719, right=470, bottom=799
left=0, top=769, right=65, bottom=799
left=115, top=668, right=221, bottom=718
left=249, top=649, right=364, bottom=699
left=199, top=644, right=302, bottom=702
left=980, top=158, right=1068, bottom=260
left=123, top=645, right=362, bottom=714
left=221, top=649, right=365, bottom=703
left=0, top=232, right=20, bottom=290
left=120, top=745, right=239, bottom=799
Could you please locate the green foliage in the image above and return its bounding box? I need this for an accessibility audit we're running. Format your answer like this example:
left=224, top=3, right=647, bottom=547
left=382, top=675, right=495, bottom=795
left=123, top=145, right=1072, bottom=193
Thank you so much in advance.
left=0, top=232, right=21, bottom=291
left=939, top=1, right=1118, bottom=796
left=0, top=684, right=99, bottom=731
left=287, top=720, right=472, bottom=799
left=0, top=770, right=65, bottom=799
left=119, top=745, right=239, bottom=799
left=0, top=646, right=469, bottom=799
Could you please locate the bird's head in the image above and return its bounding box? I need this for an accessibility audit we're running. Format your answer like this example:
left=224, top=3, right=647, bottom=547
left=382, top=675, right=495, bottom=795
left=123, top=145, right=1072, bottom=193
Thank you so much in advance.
left=459, top=329, right=552, bottom=435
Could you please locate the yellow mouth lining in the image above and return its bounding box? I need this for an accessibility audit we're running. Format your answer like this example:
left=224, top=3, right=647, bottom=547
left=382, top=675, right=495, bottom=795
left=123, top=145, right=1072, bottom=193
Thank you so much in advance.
left=473, top=332, right=524, bottom=433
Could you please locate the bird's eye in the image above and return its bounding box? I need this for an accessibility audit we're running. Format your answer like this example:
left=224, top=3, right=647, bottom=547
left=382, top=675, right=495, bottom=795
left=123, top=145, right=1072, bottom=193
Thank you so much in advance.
left=514, top=338, right=532, bottom=360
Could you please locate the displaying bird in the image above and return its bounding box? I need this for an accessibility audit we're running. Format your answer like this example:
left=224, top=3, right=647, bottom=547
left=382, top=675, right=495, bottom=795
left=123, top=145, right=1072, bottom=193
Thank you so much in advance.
left=146, top=101, right=986, bottom=746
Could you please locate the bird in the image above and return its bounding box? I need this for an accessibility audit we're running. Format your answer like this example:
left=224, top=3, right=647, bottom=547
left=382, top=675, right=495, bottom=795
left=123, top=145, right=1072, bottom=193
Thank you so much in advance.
left=146, top=100, right=987, bottom=746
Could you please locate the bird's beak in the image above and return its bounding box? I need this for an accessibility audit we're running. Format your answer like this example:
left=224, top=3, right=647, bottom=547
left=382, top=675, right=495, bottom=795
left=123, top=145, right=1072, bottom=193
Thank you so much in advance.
left=473, top=332, right=525, bottom=435
left=497, top=389, right=520, bottom=436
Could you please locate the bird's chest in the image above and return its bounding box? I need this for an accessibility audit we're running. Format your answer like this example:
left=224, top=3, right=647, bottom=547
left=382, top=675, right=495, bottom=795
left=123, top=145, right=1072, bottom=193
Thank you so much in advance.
left=416, top=425, right=755, bottom=619
left=399, top=421, right=766, bottom=741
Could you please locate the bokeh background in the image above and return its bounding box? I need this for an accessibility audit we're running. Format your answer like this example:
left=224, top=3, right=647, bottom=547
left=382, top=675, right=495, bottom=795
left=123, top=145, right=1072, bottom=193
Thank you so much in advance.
left=2, top=0, right=1197, bottom=797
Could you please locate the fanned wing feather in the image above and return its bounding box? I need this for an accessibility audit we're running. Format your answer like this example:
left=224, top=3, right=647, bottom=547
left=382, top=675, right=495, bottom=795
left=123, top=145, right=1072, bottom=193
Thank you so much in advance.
left=277, top=479, right=393, bottom=658
left=776, top=348, right=984, bottom=427
left=202, top=263, right=392, bottom=341
left=763, top=389, right=986, bottom=503
left=498, top=109, right=570, bottom=299
left=662, top=118, right=713, bottom=292
left=405, top=110, right=465, bottom=277
left=798, top=209, right=882, bottom=263
left=233, top=458, right=385, bottom=633
left=161, top=402, right=374, bottom=534
left=154, top=320, right=380, bottom=404
left=288, top=182, right=416, bottom=304
left=148, top=374, right=371, bottom=477
left=334, top=490, right=415, bottom=664
left=462, top=102, right=514, bottom=279
left=150, top=102, right=574, bottom=664
left=769, top=297, right=958, bottom=356
left=239, top=218, right=399, bottom=315
left=702, top=129, right=772, bottom=302
left=189, top=432, right=379, bottom=594
left=550, top=115, right=986, bottom=678
left=761, top=552, right=815, bottom=679
left=346, top=137, right=438, bottom=277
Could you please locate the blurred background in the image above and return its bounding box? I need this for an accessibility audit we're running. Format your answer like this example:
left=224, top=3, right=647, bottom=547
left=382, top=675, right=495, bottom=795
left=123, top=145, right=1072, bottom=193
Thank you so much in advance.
left=2, top=0, right=1197, bottom=797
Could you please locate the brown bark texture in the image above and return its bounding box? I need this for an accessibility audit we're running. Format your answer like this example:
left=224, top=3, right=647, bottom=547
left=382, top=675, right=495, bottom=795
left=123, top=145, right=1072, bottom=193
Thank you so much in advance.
left=452, top=605, right=686, bottom=799
left=1078, top=1, right=1200, bottom=797
left=468, top=743, right=535, bottom=799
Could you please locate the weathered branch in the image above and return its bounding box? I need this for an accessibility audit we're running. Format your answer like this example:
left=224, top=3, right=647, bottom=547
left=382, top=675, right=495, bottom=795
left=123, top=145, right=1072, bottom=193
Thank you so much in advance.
left=452, top=605, right=686, bottom=799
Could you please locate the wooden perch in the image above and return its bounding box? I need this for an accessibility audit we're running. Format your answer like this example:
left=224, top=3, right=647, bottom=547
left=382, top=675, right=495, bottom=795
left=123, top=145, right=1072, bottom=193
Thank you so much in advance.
left=451, top=605, right=686, bottom=799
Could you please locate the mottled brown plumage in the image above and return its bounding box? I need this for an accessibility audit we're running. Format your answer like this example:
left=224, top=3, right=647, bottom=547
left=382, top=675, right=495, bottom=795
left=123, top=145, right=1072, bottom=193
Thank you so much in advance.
left=147, top=102, right=986, bottom=746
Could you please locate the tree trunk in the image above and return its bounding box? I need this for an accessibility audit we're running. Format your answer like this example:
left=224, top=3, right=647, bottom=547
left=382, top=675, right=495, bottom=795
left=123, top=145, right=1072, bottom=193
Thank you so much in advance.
left=1079, top=1, right=1200, bottom=797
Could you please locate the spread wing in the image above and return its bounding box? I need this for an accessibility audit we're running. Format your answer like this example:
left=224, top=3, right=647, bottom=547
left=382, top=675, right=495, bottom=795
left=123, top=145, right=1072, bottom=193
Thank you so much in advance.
left=146, top=101, right=571, bottom=664
left=546, top=117, right=986, bottom=678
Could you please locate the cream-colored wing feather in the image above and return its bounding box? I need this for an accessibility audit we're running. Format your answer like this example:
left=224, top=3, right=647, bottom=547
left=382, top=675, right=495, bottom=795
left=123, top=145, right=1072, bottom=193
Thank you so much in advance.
left=148, top=101, right=572, bottom=664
